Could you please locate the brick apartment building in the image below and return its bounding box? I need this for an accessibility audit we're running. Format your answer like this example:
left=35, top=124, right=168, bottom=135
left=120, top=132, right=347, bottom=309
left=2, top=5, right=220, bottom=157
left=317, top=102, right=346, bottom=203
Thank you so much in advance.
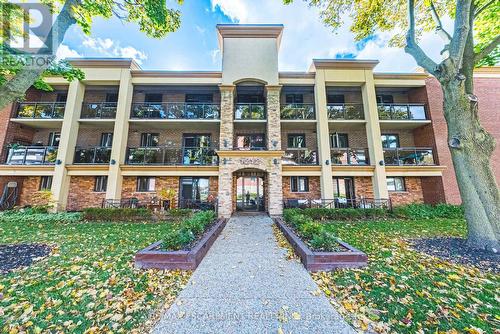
left=0, top=24, right=498, bottom=217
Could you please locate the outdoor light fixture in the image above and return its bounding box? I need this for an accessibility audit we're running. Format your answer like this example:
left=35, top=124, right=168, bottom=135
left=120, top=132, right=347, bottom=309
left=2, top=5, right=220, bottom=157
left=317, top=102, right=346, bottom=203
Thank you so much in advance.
left=56, top=159, right=62, bottom=165
left=223, top=139, right=228, bottom=148
left=223, top=158, right=227, bottom=165
left=379, top=160, right=385, bottom=166
left=273, top=158, right=279, bottom=165
left=272, top=140, right=278, bottom=149
left=110, top=159, right=116, bottom=165
left=325, top=159, right=330, bottom=165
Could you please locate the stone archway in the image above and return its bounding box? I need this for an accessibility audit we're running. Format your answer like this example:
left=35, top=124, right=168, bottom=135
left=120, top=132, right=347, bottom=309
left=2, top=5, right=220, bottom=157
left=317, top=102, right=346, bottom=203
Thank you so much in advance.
left=234, top=168, right=267, bottom=212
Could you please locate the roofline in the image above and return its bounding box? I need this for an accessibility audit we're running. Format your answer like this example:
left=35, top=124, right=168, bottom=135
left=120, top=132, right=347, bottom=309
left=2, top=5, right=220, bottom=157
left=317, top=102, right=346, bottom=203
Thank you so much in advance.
left=131, top=71, right=222, bottom=78
left=66, top=58, right=141, bottom=70
left=216, top=24, right=284, bottom=52
left=373, top=72, right=429, bottom=80
left=311, top=59, right=379, bottom=71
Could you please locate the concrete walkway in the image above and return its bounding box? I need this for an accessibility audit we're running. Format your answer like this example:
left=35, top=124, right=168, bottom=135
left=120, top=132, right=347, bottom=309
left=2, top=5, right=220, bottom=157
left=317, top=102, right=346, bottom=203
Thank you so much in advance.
left=152, top=213, right=354, bottom=334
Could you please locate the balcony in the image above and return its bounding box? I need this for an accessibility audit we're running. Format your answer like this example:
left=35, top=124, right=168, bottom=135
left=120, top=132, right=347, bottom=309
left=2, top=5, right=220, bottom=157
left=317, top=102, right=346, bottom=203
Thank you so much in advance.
left=282, top=149, right=318, bottom=165
left=81, top=103, right=117, bottom=119
left=5, top=146, right=58, bottom=165
left=280, top=104, right=315, bottom=120
left=15, top=102, right=65, bottom=119
left=378, top=103, right=427, bottom=120
left=383, top=147, right=435, bottom=166
left=234, top=103, right=266, bottom=120
left=74, top=147, right=112, bottom=164
left=327, top=104, right=364, bottom=120
left=330, top=148, right=369, bottom=165
left=131, top=103, right=220, bottom=120
left=126, top=147, right=218, bottom=165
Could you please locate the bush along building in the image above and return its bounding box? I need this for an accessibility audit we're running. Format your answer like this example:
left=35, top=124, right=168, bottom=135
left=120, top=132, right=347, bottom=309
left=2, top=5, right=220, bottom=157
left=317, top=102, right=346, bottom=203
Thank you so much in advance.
left=0, top=24, right=498, bottom=217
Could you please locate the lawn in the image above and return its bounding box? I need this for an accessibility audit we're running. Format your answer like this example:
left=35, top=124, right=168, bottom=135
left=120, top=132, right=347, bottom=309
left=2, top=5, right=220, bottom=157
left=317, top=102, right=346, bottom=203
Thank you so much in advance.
left=311, top=218, right=499, bottom=333
left=0, top=212, right=191, bottom=333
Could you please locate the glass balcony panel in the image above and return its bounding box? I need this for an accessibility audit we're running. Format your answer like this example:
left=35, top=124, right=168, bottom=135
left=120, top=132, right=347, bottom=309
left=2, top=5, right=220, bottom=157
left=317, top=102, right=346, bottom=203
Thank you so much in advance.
left=127, top=148, right=146, bottom=164
left=383, top=147, right=434, bottom=165
left=126, top=147, right=218, bottom=165
left=392, top=105, right=410, bottom=119
left=74, top=149, right=93, bottom=164
left=167, top=103, right=184, bottom=119
left=397, top=148, right=418, bottom=165
left=235, top=104, right=266, bottom=120
left=327, top=104, right=364, bottom=120
left=16, top=103, right=65, bottom=119
left=409, top=105, right=427, bottom=120
left=81, top=103, right=117, bottom=119
left=6, top=146, right=57, bottom=165
left=383, top=149, right=399, bottom=165
left=415, top=149, right=434, bottom=165
left=280, top=104, right=315, bottom=120
left=378, top=104, right=428, bottom=120
left=282, top=149, right=318, bottom=165
left=331, top=148, right=349, bottom=165
left=94, top=148, right=112, bottom=163
left=377, top=105, right=392, bottom=120
left=348, top=149, right=369, bottom=165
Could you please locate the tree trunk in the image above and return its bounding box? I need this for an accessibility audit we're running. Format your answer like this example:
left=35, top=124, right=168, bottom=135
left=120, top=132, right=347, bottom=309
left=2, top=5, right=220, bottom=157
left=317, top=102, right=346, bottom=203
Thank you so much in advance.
left=441, top=80, right=500, bottom=252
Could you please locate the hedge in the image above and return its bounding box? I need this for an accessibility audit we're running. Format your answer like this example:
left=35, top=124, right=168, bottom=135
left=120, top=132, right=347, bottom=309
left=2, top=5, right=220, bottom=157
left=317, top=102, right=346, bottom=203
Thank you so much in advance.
left=82, top=208, right=152, bottom=222
left=162, top=210, right=216, bottom=251
left=0, top=211, right=82, bottom=224
left=392, top=203, right=464, bottom=219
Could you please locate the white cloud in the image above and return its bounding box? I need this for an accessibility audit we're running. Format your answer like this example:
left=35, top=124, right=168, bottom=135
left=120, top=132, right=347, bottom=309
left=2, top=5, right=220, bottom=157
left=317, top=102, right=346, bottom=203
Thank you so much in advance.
left=211, top=0, right=248, bottom=22
left=82, top=36, right=147, bottom=64
left=56, top=44, right=81, bottom=60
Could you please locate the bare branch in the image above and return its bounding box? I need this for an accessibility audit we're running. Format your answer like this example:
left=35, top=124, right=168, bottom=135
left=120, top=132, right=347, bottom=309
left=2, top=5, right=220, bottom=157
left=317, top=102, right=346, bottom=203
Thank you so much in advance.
left=475, top=34, right=500, bottom=63
left=429, top=1, right=452, bottom=43
left=405, top=0, right=439, bottom=75
left=449, top=0, right=473, bottom=66
left=475, top=0, right=496, bottom=17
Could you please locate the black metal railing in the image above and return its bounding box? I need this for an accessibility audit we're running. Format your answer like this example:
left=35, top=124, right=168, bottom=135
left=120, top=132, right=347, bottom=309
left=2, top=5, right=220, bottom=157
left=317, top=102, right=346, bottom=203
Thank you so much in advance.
left=282, top=149, right=318, bottom=165
left=377, top=103, right=427, bottom=120
left=16, top=102, right=65, bottom=119
left=81, top=102, right=117, bottom=119
left=327, top=103, right=364, bottom=120
left=178, top=199, right=216, bottom=210
left=330, top=148, right=369, bottom=165
left=74, top=147, right=112, bottom=164
left=102, top=198, right=141, bottom=209
left=126, top=147, right=218, bottom=165
left=5, top=146, right=58, bottom=165
left=234, top=103, right=266, bottom=120
left=283, top=198, right=392, bottom=210
left=280, top=104, right=315, bottom=120
left=131, top=103, right=220, bottom=119
left=383, top=147, right=435, bottom=165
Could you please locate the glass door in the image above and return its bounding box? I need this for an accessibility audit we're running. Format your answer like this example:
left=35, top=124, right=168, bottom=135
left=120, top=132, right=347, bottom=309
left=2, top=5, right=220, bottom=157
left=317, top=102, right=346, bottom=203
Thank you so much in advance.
left=236, top=176, right=264, bottom=211
left=333, top=177, right=355, bottom=208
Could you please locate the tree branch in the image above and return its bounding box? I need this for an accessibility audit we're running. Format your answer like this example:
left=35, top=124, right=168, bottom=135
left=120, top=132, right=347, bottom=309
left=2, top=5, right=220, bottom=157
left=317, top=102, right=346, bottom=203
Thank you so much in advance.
left=475, top=34, right=500, bottom=63
left=429, top=1, right=452, bottom=43
left=474, top=0, right=496, bottom=17
left=449, top=0, right=473, bottom=66
left=404, top=0, right=439, bottom=75
left=0, top=0, right=80, bottom=110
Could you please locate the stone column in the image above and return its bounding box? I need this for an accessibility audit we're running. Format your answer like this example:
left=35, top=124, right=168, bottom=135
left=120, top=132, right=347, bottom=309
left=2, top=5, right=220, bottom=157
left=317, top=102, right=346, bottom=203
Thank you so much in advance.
left=51, top=80, right=85, bottom=211
left=362, top=70, right=389, bottom=200
left=266, top=85, right=282, bottom=150
left=267, top=160, right=283, bottom=216
left=314, top=70, right=334, bottom=198
left=106, top=69, right=134, bottom=201
left=219, top=85, right=235, bottom=150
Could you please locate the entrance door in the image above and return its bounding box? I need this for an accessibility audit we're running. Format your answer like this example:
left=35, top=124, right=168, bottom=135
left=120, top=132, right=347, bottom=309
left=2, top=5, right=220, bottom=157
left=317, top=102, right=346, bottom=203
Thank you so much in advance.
left=236, top=176, right=265, bottom=211
left=333, top=177, right=355, bottom=207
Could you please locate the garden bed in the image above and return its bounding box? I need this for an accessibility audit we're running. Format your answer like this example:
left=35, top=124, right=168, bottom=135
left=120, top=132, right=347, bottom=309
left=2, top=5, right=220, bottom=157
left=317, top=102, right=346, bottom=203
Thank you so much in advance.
left=274, top=217, right=367, bottom=271
left=134, top=218, right=227, bottom=270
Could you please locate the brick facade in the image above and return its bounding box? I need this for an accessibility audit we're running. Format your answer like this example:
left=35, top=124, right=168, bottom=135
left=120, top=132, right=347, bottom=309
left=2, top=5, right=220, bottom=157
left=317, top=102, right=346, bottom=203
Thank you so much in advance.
left=388, top=177, right=424, bottom=206
left=282, top=176, right=321, bottom=199
left=18, top=176, right=51, bottom=207
left=354, top=177, right=374, bottom=198
left=67, top=176, right=106, bottom=211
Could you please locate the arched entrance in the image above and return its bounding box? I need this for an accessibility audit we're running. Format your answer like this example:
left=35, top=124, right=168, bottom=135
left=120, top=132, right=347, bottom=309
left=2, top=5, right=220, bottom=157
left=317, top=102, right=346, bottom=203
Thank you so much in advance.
left=234, top=169, right=266, bottom=212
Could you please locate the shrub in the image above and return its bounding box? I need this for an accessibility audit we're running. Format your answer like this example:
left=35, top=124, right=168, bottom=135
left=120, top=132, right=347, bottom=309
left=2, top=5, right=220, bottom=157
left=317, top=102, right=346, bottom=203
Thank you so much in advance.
left=0, top=211, right=82, bottom=224
left=162, top=211, right=216, bottom=251
left=392, top=204, right=464, bottom=219
left=166, top=208, right=193, bottom=218
left=82, top=208, right=152, bottom=222
left=285, top=208, right=390, bottom=222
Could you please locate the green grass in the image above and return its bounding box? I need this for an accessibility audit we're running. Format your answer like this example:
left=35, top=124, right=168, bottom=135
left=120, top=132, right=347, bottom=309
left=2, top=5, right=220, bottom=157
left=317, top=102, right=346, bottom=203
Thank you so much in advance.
left=312, top=218, right=499, bottom=333
left=0, top=213, right=190, bottom=333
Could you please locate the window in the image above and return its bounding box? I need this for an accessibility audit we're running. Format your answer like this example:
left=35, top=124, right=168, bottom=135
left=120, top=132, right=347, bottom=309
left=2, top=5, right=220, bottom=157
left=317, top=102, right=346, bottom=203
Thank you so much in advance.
left=287, top=134, right=306, bottom=148
left=94, top=176, right=108, bottom=192
left=327, top=94, right=345, bottom=104
left=332, top=177, right=355, bottom=199
left=137, top=177, right=155, bottom=192
left=39, top=176, right=52, bottom=191
left=381, top=134, right=400, bottom=148
left=48, top=132, right=60, bottom=147
left=185, top=94, right=213, bottom=103
left=290, top=176, right=309, bottom=192
left=100, top=133, right=113, bottom=147
left=330, top=133, right=349, bottom=148
left=105, top=93, right=119, bottom=103
left=56, top=93, right=67, bottom=102
left=236, top=134, right=266, bottom=150
left=144, top=93, right=163, bottom=103
left=387, top=177, right=405, bottom=191
left=179, top=177, right=210, bottom=203
left=140, top=133, right=159, bottom=147
left=285, top=94, right=303, bottom=104
left=376, top=94, right=394, bottom=104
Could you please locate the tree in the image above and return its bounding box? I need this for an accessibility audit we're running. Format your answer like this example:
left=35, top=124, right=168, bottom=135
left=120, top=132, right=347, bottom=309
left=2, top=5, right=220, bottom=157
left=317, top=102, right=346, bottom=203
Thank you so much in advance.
left=286, top=0, right=500, bottom=251
left=0, top=0, right=183, bottom=109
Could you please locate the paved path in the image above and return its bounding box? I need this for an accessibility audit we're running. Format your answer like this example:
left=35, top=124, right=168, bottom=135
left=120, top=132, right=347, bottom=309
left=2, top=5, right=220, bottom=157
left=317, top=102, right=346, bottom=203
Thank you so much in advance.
left=153, top=213, right=354, bottom=334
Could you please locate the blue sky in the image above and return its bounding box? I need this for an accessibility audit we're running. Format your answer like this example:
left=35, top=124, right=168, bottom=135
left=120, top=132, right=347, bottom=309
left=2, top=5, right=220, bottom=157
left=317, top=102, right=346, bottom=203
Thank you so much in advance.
left=58, top=0, right=448, bottom=72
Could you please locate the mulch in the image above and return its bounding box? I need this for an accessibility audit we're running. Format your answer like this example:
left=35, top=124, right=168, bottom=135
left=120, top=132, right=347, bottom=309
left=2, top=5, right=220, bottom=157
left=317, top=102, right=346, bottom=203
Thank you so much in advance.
left=410, top=237, right=499, bottom=273
left=0, top=244, right=51, bottom=274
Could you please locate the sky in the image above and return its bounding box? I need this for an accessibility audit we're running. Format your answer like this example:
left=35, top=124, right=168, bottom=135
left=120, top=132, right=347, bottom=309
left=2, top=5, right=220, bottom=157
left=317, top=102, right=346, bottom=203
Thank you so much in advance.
left=57, top=0, right=451, bottom=73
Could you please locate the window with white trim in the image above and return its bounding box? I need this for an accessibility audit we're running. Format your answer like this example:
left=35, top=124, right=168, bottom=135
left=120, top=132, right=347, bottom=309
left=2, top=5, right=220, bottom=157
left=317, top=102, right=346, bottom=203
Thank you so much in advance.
left=137, top=177, right=155, bottom=192
left=387, top=177, right=405, bottom=192
left=94, top=176, right=108, bottom=192
left=290, top=176, right=309, bottom=193
left=39, top=176, right=52, bottom=191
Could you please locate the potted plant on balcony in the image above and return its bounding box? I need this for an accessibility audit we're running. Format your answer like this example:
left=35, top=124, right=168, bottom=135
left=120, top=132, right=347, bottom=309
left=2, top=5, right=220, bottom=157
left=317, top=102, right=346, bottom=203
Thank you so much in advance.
left=158, top=188, right=176, bottom=210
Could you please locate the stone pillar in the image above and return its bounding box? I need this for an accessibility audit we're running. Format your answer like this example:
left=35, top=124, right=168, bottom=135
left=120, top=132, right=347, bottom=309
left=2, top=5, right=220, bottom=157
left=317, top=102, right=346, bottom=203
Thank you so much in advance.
left=314, top=70, right=334, bottom=198
left=267, top=161, right=283, bottom=216
left=362, top=70, right=389, bottom=200
left=219, top=85, right=235, bottom=150
left=51, top=80, right=85, bottom=210
left=265, top=85, right=282, bottom=150
left=106, top=69, right=134, bottom=201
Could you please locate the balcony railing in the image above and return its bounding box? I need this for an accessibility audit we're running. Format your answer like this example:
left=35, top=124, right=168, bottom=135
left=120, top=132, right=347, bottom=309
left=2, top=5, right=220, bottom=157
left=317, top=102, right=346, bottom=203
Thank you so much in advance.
left=234, top=103, right=266, bottom=120
left=280, top=104, right=315, bottom=120
left=74, top=147, right=112, bottom=164
left=16, top=102, right=65, bottom=119
left=283, top=198, right=392, bottom=210
left=330, top=148, right=369, bottom=165
left=126, top=147, right=218, bottom=165
left=5, top=146, right=58, bottom=165
left=282, top=149, right=318, bottom=165
left=131, top=103, right=220, bottom=119
left=383, top=147, right=435, bottom=165
left=81, top=102, right=117, bottom=119
left=377, top=103, right=427, bottom=120
left=327, top=103, right=364, bottom=120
